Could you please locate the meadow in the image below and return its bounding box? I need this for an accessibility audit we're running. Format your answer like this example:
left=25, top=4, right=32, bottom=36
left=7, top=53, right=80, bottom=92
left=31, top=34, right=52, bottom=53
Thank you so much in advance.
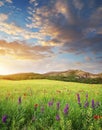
left=0, top=79, right=102, bottom=130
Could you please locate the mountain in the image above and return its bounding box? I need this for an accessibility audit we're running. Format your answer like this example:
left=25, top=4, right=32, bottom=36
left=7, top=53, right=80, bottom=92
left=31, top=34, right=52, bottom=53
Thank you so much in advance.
left=0, top=70, right=102, bottom=84
left=44, top=70, right=102, bottom=78
left=44, top=70, right=102, bottom=84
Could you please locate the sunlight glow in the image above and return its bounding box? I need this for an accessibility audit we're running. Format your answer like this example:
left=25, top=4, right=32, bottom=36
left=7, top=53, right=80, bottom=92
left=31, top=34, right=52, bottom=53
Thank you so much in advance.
left=0, top=66, right=9, bottom=75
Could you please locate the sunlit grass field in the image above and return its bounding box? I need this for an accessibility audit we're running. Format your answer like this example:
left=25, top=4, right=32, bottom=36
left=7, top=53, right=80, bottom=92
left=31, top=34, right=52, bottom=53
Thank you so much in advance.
left=0, top=79, right=102, bottom=130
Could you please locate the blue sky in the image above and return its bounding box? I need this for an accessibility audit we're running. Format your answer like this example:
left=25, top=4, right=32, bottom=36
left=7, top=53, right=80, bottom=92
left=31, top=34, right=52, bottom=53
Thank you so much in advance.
left=0, top=0, right=102, bottom=74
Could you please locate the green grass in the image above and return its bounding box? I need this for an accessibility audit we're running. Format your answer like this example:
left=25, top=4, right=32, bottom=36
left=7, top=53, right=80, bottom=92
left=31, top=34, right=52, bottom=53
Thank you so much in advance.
left=0, top=79, right=102, bottom=130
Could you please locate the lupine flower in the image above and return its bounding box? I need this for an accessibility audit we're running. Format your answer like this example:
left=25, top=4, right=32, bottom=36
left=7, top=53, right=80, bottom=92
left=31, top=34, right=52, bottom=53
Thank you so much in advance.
left=18, top=97, right=21, bottom=104
left=56, top=114, right=60, bottom=121
left=56, top=102, right=60, bottom=110
left=92, top=99, right=95, bottom=108
left=84, top=101, right=89, bottom=108
left=2, top=115, right=7, bottom=123
left=77, top=94, right=81, bottom=106
left=48, top=101, right=53, bottom=107
left=63, top=104, right=69, bottom=115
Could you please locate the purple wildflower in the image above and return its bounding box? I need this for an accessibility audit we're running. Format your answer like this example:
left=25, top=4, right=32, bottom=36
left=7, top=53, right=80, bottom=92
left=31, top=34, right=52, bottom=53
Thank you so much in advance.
left=92, top=99, right=95, bottom=108
left=63, top=104, right=69, bottom=115
left=84, top=101, right=89, bottom=108
left=77, top=94, right=80, bottom=103
left=56, top=115, right=60, bottom=121
left=48, top=101, right=53, bottom=106
left=77, top=94, right=81, bottom=106
left=56, top=102, right=60, bottom=110
left=18, top=97, right=21, bottom=104
left=2, top=115, right=7, bottom=123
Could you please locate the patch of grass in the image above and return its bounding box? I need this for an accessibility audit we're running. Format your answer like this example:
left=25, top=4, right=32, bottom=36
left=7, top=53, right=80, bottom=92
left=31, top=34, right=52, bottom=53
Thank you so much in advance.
left=0, top=80, right=102, bottom=130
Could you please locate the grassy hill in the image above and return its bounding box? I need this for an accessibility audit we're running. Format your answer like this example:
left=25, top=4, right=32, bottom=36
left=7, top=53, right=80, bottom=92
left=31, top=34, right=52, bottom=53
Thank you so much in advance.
left=0, top=70, right=102, bottom=84
left=0, top=79, right=102, bottom=130
left=44, top=70, right=102, bottom=84
left=0, top=73, right=44, bottom=80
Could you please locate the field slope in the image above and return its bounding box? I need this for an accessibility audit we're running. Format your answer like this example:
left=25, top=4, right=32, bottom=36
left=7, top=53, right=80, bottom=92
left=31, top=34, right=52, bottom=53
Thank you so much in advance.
left=0, top=79, right=102, bottom=130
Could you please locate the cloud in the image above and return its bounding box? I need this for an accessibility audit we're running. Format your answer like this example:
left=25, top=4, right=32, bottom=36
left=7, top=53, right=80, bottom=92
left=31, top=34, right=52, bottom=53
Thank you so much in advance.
left=90, top=7, right=102, bottom=27
left=62, top=34, right=102, bottom=55
left=0, top=40, right=54, bottom=60
left=74, top=61, right=102, bottom=74
left=73, top=0, right=83, bottom=10
left=97, top=56, right=102, bottom=59
left=5, top=0, right=13, bottom=3
left=0, top=0, right=13, bottom=7
left=0, top=0, right=102, bottom=75
left=85, top=56, right=92, bottom=61
left=0, top=49, right=6, bottom=55
left=0, top=1, right=4, bottom=7
left=0, top=14, right=43, bottom=41
left=29, top=0, right=36, bottom=3
left=0, top=14, right=8, bottom=22
left=26, top=0, right=102, bottom=56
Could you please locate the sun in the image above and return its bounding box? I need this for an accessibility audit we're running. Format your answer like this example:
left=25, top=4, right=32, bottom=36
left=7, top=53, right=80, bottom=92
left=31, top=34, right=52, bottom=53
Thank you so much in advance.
left=0, top=66, right=9, bottom=75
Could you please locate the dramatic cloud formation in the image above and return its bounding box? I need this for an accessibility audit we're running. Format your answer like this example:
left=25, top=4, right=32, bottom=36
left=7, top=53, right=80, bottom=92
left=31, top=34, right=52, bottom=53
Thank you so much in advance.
left=0, top=14, right=43, bottom=41
left=0, top=0, right=102, bottom=74
left=27, top=0, right=102, bottom=54
left=0, top=40, right=54, bottom=60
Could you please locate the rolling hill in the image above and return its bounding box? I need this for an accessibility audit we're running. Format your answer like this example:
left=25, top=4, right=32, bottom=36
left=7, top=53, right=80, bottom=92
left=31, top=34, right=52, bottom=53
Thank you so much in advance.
left=0, top=70, right=102, bottom=84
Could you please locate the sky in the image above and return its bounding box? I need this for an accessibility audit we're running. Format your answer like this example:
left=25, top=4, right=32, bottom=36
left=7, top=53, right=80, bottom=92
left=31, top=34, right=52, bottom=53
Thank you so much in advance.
left=0, top=0, right=102, bottom=75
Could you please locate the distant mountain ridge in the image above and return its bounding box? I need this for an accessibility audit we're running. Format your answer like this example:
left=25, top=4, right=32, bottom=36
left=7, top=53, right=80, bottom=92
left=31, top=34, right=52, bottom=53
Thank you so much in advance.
left=44, top=70, right=102, bottom=78
left=0, top=70, right=102, bottom=84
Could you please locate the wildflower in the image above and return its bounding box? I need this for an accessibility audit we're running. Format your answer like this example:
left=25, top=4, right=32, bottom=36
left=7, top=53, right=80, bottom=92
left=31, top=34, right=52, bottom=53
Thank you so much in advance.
left=56, top=115, right=60, bottom=121
left=24, top=93, right=27, bottom=96
left=2, top=115, right=7, bottom=123
left=93, top=115, right=102, bottom=120
left=63, top=104, right=69, bottom=115
left=77, top=94, right=81, bottom=106
left=48, top=101, right=53, bottom=107
left=92, top=99, right=95, bottom=108
left=34, top=104, right=38, bottom=107
left=34, top=104, right=39, bottom=109
left=56, top=102, right=60, bottom=110
left=34, top=104, right=38, bottom=110
left=18, top=97, right=21, bottom=104
left=84, top=101, right=89, bottom=108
